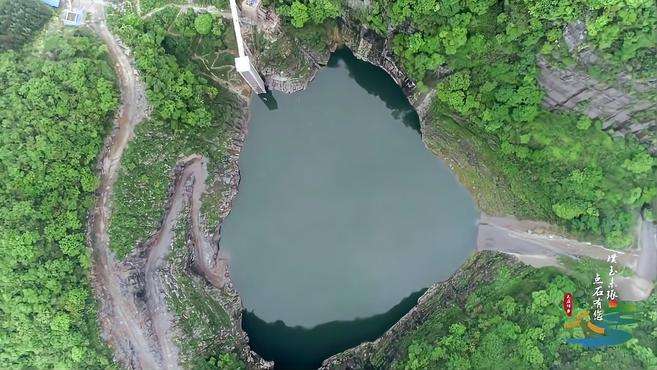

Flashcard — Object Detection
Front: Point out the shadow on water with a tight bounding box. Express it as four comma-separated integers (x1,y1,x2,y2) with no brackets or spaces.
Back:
243,289,425,370
327,48,420,133
258,90,279,111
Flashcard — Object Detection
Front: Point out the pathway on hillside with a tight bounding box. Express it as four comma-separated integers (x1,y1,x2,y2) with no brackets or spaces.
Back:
83,0,160,367
84,1,253,368
83,0,180,368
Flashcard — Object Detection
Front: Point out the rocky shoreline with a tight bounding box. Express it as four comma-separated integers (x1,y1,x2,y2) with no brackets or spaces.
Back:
318,251,519,369
209,7,656,369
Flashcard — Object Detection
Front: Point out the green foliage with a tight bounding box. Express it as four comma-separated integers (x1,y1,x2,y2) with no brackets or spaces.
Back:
307,0,340,24
289,1,310,28
194,13,214,35
277,0,341,28
0,0,52,51
374,254,657,370
108,8,239,258
199,353,245,369
0,31,117,368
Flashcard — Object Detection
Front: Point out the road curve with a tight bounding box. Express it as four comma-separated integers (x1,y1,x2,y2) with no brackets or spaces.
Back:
85,1,161,368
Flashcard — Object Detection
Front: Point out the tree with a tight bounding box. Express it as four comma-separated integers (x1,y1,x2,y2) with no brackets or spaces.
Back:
289,1,310,28
194,13,213,35
0,0,52,51
622,153,654,174
308,0,340,24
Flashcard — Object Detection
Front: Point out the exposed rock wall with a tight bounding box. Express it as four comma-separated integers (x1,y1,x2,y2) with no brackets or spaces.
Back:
319,252,519,369
338,19,415,94
539,58,657,153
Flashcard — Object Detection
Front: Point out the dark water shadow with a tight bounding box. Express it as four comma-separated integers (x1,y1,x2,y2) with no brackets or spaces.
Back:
327,48,420,133
242,289,425,370
258,90,279,111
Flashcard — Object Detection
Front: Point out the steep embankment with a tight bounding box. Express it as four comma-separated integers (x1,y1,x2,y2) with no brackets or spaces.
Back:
319,251,657,369
86,2,271,368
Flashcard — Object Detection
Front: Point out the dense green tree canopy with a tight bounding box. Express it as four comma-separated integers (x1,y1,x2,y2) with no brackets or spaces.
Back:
352,0,656,247
0,31,117,367
0,0,52,51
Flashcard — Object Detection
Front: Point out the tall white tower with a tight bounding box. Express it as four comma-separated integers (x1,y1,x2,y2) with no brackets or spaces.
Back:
229,0,266,94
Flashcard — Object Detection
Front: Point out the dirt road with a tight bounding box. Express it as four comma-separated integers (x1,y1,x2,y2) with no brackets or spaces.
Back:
477,214,655,300
85,0,183,368
84,0,162,367
84,1,246,367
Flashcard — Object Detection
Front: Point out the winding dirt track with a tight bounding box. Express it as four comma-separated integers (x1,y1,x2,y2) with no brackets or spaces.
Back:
87,4,161,368
85,2,181,368
85,1,238,367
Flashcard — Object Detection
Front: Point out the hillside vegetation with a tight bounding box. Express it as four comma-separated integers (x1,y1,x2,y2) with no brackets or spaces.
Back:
0,30,117,367
107,5,241,258
272,0,657,248
0,0,52,51
324,252,657,369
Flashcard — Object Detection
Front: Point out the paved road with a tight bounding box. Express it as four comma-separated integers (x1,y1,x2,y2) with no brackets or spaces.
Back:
477,214,654,300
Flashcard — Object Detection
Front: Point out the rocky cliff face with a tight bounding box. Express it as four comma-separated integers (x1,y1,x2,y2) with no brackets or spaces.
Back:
249,9,430,112
318,251,519,369
269,12,657,154
540,22,657,153
539,59,657,153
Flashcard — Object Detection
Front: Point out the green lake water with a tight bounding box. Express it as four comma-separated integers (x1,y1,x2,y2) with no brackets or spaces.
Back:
219,49,478,368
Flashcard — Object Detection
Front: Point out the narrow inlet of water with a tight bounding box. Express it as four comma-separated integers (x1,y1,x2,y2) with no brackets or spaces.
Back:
219,49,478,369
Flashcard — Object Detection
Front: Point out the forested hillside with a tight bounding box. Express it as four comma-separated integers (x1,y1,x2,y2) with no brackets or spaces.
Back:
0,31,118,367
323,252,657,369
273,0,657,248
0,0,52,51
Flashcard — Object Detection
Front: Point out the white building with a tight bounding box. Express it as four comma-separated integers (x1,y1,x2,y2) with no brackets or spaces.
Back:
61,8,84,26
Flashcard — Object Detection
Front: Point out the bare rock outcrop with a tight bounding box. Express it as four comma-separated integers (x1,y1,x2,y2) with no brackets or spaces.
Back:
539,58,657,153
539,22,656,152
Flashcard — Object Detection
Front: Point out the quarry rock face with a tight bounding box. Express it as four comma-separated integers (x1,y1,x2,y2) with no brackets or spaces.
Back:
538,58,657,153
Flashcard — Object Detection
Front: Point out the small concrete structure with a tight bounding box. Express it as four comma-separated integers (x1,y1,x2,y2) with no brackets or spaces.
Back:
229,0,266,94
241,0,265,21
61,8,84,26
